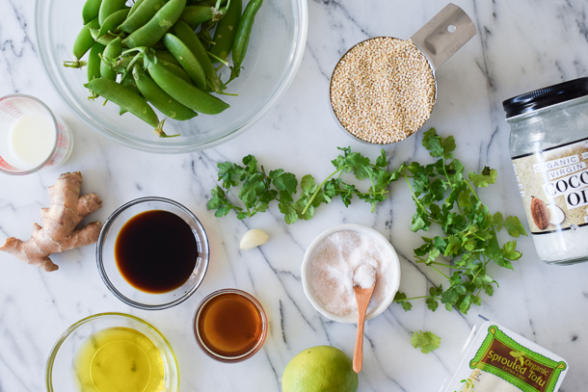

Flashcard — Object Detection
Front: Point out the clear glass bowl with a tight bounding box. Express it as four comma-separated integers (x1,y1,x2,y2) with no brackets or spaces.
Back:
35,0,308,153
193,289,268,363
46,312,179,392
97,197,209,310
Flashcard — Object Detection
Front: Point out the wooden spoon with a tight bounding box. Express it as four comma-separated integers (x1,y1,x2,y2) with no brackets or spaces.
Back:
352,269,376,374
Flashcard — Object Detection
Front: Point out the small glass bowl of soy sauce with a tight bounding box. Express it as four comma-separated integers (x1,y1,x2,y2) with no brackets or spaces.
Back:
97,197,210,310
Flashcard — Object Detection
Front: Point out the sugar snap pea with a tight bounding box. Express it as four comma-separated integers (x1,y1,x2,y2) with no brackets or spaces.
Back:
87,43,105,82
156,50,180,65
68,0,258,127
97,8,129,37
154,52,192,82
84,78,179,137
133,65,197,120
128,0,145,15
110,55,139,75
89,26,117,45
210,0,241,61
231,0,262,78
85,78,163,133
193,0,227,6
98,0,127,25
85,77,160,127
197,27,213,50
85,78,164,131
163,33,207,90
73,20,97,60
121,76,140,93
195,0,231,22
180,5,215,29
172,21,221,91
119,0,166,33
100,37,122,80
123,0,186,48
118,77,141,114
145,55,229,114
83,0,102,24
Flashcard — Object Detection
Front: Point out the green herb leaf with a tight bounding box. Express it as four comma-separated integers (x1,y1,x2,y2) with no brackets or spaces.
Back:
504,215,527,237
217,162,244,188
502,240,522,261
422,128,455,158
206,129,526,316
269,169,298,194
411,330,441,354
393,292,413,311
468,166,497,187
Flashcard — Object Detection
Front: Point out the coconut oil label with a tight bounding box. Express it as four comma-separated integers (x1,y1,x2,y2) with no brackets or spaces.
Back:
468,325,567,392
512,137,588,234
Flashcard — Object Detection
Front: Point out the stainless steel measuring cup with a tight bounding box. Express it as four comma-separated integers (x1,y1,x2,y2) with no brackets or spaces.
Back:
329,3,476,145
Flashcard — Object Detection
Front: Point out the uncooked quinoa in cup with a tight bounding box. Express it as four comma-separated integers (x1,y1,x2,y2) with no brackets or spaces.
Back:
330,37,436,144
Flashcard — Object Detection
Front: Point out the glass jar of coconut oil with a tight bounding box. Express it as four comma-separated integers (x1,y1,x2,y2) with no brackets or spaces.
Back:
503,77,588,265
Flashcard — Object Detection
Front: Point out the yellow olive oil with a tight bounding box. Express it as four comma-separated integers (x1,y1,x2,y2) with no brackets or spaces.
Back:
74,327,165,392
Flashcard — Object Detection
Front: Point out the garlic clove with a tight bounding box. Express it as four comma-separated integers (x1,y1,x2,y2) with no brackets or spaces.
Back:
240,229,269,250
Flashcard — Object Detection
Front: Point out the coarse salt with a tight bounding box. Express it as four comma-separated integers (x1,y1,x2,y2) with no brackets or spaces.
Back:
306,230,395,318
353,264,376,289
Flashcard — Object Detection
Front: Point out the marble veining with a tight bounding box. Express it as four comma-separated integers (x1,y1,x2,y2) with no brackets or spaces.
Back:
1,0,588,391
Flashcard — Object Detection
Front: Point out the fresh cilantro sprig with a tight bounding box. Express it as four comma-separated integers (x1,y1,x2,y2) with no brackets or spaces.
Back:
207,147,393,224
411,330,441,354
207,128,527,314
392,129,526,314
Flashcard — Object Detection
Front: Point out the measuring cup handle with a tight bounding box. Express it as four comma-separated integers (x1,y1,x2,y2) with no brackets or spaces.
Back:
410,3,476,70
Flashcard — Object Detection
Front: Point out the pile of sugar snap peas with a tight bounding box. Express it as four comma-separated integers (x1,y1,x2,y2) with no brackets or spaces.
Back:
65,0,263,137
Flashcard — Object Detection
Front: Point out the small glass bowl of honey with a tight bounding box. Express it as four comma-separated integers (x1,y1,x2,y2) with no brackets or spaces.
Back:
194,289,269,362
97,197,210,310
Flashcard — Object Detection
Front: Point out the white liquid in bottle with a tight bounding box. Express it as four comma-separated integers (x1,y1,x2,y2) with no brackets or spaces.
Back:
8,114,56,169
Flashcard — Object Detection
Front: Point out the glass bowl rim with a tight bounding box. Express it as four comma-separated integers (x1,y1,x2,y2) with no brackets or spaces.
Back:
34,0,309,153
96,196,210,310
0,94,59,175
45,311,180,392
193,288,269,363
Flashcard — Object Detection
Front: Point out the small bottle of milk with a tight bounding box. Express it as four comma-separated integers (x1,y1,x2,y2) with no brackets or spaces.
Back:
0,95,72,175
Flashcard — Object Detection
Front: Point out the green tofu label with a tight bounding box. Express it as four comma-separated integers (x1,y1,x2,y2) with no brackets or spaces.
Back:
469,325,567,392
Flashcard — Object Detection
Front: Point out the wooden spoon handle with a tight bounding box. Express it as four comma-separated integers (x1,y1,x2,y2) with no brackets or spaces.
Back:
353,309,366,373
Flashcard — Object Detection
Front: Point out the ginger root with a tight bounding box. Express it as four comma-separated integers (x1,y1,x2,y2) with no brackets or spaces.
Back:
0,172,102,271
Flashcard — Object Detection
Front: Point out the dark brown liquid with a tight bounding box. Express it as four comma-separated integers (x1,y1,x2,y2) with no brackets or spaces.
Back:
197,293,264,357
115,210,197,293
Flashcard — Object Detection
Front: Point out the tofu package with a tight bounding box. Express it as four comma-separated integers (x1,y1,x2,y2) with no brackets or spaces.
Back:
441,320,568,392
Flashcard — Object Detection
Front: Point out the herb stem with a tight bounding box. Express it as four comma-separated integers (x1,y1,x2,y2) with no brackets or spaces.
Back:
400,295,428,301
429,264,450,280
301,169,339,216
403,175,428,216
428,261,451,268
465,180,481,202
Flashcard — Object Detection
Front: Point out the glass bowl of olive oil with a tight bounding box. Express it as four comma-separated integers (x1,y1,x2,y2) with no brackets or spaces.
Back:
46,312,179,392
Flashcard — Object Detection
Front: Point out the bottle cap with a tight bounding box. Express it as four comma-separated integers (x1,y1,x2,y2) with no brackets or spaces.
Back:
503,77,588,118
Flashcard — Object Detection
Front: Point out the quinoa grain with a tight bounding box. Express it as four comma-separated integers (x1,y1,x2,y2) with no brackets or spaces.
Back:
330,37,436,144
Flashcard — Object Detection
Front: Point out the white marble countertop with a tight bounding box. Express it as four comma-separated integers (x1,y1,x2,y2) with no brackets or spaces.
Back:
1,0,588,391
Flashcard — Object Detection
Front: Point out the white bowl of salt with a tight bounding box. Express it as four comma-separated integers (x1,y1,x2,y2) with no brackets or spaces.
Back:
301,224,401,323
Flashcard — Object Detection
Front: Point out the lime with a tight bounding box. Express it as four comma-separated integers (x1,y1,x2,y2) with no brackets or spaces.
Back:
282,345,358,392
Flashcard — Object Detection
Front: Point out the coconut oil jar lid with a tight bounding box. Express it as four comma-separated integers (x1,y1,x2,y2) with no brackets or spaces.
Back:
503,77,588,118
